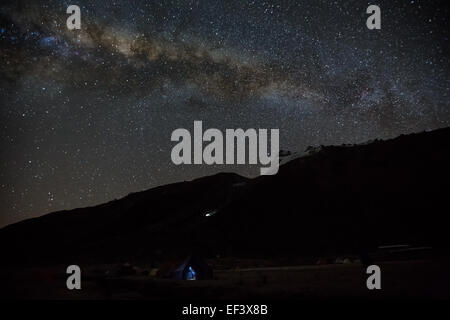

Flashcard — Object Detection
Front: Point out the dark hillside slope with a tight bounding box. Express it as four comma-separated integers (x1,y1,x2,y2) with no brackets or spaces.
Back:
1,127,449,265
198,127,450,257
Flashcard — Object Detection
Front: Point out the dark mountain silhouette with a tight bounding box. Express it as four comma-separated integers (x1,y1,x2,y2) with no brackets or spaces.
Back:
1,127,449,266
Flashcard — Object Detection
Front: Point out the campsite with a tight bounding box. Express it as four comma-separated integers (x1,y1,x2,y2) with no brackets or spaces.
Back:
2,250,449,299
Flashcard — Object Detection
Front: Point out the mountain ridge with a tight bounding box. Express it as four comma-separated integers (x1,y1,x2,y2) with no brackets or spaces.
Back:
1,126,449,265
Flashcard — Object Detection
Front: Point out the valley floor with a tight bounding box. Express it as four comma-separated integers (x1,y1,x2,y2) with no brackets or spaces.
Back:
1,258,449,300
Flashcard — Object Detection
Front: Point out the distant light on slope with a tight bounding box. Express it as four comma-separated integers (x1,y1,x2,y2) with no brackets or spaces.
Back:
204,209,218,217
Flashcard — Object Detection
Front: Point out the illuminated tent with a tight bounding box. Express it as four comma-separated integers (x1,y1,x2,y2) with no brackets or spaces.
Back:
172,255,213,280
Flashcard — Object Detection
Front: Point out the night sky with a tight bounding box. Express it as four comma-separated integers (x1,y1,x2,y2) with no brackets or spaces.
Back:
0,0,449,227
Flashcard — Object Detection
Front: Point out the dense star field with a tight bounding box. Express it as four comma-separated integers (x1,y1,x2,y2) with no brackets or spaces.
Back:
0,0,449,227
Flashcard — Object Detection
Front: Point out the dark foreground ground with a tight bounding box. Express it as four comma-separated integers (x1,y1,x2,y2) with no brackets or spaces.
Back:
1,258,449,300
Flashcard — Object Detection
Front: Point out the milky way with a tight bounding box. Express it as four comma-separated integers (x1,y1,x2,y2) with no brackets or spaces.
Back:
0,0,449,227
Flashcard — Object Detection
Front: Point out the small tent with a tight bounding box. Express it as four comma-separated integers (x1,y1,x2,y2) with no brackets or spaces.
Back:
172,255,213,280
